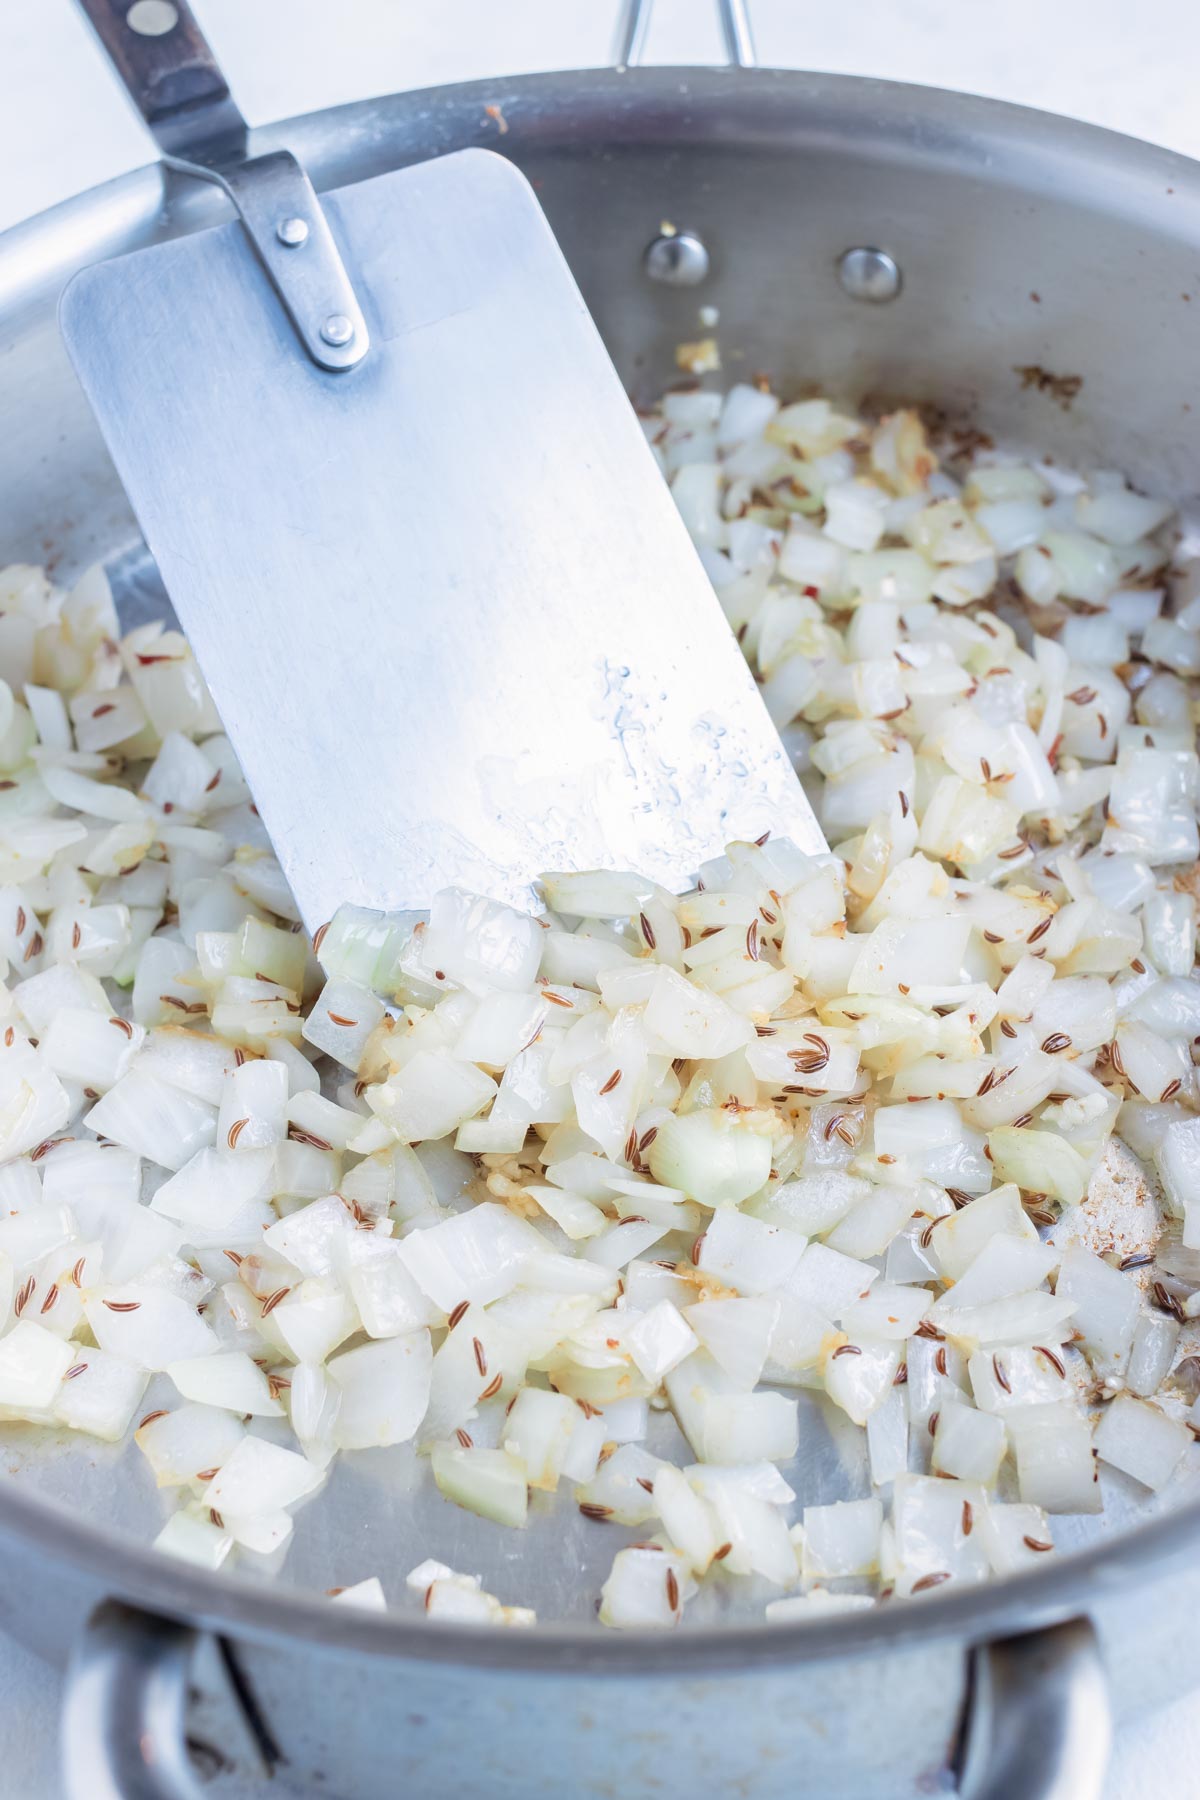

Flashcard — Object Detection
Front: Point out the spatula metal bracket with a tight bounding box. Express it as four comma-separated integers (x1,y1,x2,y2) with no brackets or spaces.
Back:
76,0,368,372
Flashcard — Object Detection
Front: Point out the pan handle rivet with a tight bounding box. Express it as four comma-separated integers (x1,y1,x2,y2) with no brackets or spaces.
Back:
320,313,355,347
643,229,710,287
838,247,902,303
276,216,310,248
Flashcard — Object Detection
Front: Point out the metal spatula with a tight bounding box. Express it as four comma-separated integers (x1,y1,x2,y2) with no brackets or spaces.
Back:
63,0,822,931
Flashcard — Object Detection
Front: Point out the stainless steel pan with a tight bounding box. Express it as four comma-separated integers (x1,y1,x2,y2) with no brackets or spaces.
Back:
1,2,1198,1794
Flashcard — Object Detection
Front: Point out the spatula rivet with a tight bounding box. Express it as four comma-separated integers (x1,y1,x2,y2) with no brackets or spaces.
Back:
276,216,310,248
320,314,355,347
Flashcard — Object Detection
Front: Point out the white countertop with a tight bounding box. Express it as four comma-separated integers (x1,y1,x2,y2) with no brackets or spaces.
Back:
1,1,1198,1794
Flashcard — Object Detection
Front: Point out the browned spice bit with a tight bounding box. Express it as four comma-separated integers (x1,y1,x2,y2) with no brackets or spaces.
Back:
260,1287,291,1316
1023,1536,1054,1553
1012,1112,1034,1130
899,790,910,818
912,1571,951,1593
311,921,330,956
13,1277,34,1317
63,1363,88,1381
636,1476,656,1494
195,1468,219,1483
962,1500,974,1536
288,1126,333,1150
638,1126,658,1153
691,1232,707,1265
928,1412,940,1436
138,1410,169,1429
455,1428,474,1449
447,1299,470,1329
1027,916,1052,944
919,1218,940,1249
108,1015,134,1040
1160,1078,1182,1102
745,919,760,962
1129,957,1146,974
598,1068,622,1096
223,1248,244,1268
161,994,207,1015
31,1136,69,1162
226,1117,249,1149
639,911,656,950
1152,1282,1185,1323
2,1027,10,1049
832,1343,862,1359
103,1298,141,1313
915,1320,945,1341
543,989,574,1008
327,1013,357,1028
1119,1252,1153,1271
934,1347,948,1377
472,1336,488,1377
666,1568,680,1611
894,1363,908,1386
579,1503,613,1521
267,1373,292,1400
576,1398,601,1419
1066,686,1098,705
24,933,43,962
209,1509,224,1529
713,1541,733,1561
1036,1345,1066,1378
70,1256,86,1287
946,1188,972,1210
1040,1032,1072,1055
39,1283,58,1314
976,1067,997,1097
70,921,82,950
992,1354,1012,1394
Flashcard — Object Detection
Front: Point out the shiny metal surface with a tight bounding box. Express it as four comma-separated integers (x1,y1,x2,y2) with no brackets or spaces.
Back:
642,225,712,285
1,52,1199,1800
960,1617,1112,1800
837,244,904,303
192,152,368,372
62,1601,201,1800
64,142,820,924
617,0,757,69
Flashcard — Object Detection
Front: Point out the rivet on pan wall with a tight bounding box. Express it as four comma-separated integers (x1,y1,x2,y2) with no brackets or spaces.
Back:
643,228,710,287
837,247,903,303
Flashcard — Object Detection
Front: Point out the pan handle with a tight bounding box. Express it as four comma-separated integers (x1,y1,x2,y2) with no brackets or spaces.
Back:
957,1616,1112,1800
61,1600,202,1800
615,0,757,69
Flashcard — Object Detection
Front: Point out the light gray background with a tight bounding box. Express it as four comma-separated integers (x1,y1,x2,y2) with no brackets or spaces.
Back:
0,1,1197,1792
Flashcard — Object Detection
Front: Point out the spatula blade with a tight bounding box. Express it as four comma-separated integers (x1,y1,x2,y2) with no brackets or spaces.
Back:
61,148,822,928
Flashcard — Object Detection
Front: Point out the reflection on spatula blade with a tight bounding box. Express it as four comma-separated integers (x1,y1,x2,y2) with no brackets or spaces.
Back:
61,149,822,929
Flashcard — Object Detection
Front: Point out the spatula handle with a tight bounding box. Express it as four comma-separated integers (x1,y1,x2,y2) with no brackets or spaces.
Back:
76,0,247,159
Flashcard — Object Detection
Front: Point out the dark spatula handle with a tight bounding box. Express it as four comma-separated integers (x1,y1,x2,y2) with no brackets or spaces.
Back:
76,0,246,158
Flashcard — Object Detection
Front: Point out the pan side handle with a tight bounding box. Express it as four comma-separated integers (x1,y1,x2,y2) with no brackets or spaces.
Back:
61,1600,202,1800
615,0,757,69
957,1615,1112,1800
